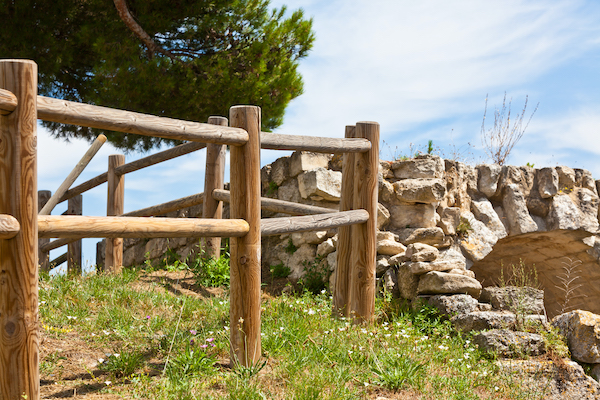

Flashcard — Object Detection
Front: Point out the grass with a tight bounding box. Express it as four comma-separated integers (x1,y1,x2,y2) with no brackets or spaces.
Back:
38,264,560,399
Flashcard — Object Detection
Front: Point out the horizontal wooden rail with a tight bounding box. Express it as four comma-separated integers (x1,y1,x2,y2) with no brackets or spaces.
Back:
0,88,17,115
261,209,369,236
59,172,108,203
115,141,207,176
37,96,249,146
49,252,67,268
0,214,20,239
39,237,71,253
38,215,249,238
260,132,371,153
212,189,335,216
123,192,205,217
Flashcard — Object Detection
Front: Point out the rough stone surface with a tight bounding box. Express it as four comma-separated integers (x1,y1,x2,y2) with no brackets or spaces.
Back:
417,271,482,298
376,255,390,277
547,194,581,231
271,156,291,186
477,164,502,197
377,203,391,230
471,198,507,239
377,239,406,256
576,168,598,194
291,230,328,247
575,188,600,232
400,227,446,246
591,364,600,383
436,246,467,269
447,268,475,278
406,243,439,262
556,166,577,190
393,178,446,204
316,238,335,257
552,310,600,363
437,206,460,235
537,167,559,199
408,260,458,275
389,203,437,229
277,178,301,203
428,294,479,318
397,263,419,300
290,151,330,177
287,244,317,280
383,267,398,295
391,154,445,179
326,251,337,272
473,329,546,357
480,286,545,315
298,168,342,201
503,184,538,235
459,211,498,262
451,311,516,332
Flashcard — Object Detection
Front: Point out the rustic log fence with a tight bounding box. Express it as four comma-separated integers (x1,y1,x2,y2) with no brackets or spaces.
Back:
0,59,378,399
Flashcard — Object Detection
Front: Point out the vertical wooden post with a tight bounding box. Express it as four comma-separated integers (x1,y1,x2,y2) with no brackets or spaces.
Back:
67,194,82,275
105,154,125,273
334,125,356,317
201,116,227,259
0,59,39,400
229,106,261,367
349,121,379,323
38,190,51,272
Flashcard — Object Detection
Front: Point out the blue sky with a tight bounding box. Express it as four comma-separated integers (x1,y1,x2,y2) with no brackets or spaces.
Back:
38,0,600,268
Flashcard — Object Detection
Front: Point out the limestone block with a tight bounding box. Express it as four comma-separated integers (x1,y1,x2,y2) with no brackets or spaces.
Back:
298,168,342,201
397,263,419,300
391,154,444,179
379,160,394,179
473,329,545,357
377,203,390,230
390,203,437,229
290,151,331,177
383,268,399,295
377,230,396,241
576,169,598,194
471,198,507,239
271,156,291,186
389,252,407,266
459,211,498,262
399,227,446,246
575,188,600,232
278,178,301,203
556,166,576,191
417,271,482,298
326,251,337,272
493,205,511,233
379,179,395,203
552,310,600,363
287,244,317,280
547,194,581,231
437,206,460,235
406,243,439,262
291,230,328,247
527,197,551,217
451,311,516,332
537,167,559,199
502,184,538,235
447,269,475,278
408,260,457,275
317,238,336,257
428,294,479,318
437,246,467,270
498,166,531,197
377,239,406,256
261,164,271,193
376,255,390,277
393,178,446,204
477,164,502,198
480,286,545,315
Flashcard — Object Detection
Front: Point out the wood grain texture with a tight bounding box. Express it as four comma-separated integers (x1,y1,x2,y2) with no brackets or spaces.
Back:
38,216,249,238
37,96,249,146
261,209,368,236
229,105,261,367
49,252,67,268
39,134,106,215
67,195,82,275
212,189,336,216
0,59,39,400
260,132,371,153
349,122,379,324
0,87,17,115
334,126,356,317
0,214,20,239
38,190,51,271
201,116,227,259
59,172,108,203
105,154,125,273
39,237,71,253
122,192,205,217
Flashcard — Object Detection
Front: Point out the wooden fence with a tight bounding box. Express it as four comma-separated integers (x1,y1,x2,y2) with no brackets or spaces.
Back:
0,59,378,400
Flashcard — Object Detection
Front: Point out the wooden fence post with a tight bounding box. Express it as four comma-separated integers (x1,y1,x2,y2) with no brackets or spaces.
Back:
67,194,82,275
229,106,261,367
201,116,227,259
349,122,379,323
105,154,125,273
0,59,39,400
38,190,51,272
334,125,356,317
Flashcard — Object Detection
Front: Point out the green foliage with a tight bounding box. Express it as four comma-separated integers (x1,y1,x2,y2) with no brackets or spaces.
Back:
284,238,298,255
456,217,472,236
370,353,427,391
526,162,535,168
427,139,434,154
99,349,145,378
166,345,216,380
299,255,329,294
0,0,315,151
192,253,230,287
270,262,291,279
265,181,279,196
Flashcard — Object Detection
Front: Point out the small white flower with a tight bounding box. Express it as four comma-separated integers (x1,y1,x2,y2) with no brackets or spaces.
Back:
279,326,285,331
464,353,470,359
98,358,104,364
307,309,316,315
494,386,499,391
385,334,391,338
113,353,120,358
364,382,369,386
105,381,112,386
224,326,230,331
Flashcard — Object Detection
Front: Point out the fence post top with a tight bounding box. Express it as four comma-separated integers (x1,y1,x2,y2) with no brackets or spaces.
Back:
356,121,379,126
230,105,261,111
0,59,37,66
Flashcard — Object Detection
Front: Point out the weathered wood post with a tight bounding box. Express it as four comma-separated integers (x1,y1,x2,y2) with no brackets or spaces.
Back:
229,106,261,367
334,125,356,317
105,154,125,272
0,59,39,400
201,116,227,259
38,190,51,272
349,121,379,323
67,194,83,275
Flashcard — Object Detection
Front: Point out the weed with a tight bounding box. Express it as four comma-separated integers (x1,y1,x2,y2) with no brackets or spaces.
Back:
456,217,472,236
270,262,291,279
284,239,297,255
160,247,180,269
299,255,329,294
370,352,427,390
265,181,279,196
165,345,216,380
427,139,434,154
526,162,535,168
99,349,145,378
192,253,230,287
556,257,585,315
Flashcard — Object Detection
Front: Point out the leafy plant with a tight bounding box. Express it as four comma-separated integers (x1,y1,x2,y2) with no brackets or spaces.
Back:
270,262,291,279
427,139,434,154
556,257,584,315
284,239,298,255
99,349,145,378
192,253,231,287
165,345,216,381
456,217,472,236
266,181,279,196
299,255,329,294
370,353,427,390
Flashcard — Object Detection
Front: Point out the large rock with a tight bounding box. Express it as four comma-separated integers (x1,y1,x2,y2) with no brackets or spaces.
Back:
393,179,446,204
576,168,598,195
376,255,390,276
397,263,419,300
556,166,577,191
480,286,545,315
377,231,406,256
502,184,538,235
297,168,342,201
277,178,301,203
574,188,600,232
383,268,399,295
405,243,439,262
391,154,445,179
428,294,479,318
547,194,581,231
408,260,457,275
436,245,467,270
400,227,446,246
271,156,291,186
291,230,328,247
552,310,600,364
377,203,391,229
473,329,546,357
437,206,460,235
417,271,482,298
316,238,336,257
287,244,317,280
471,198,507,239
477,164,502,198
290,151,330,177
389,203,437,229
458,211,498,262
451,311,516,332
537,167,559,199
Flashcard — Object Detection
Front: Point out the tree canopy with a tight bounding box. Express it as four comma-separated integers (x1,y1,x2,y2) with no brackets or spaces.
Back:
0,0,314,151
